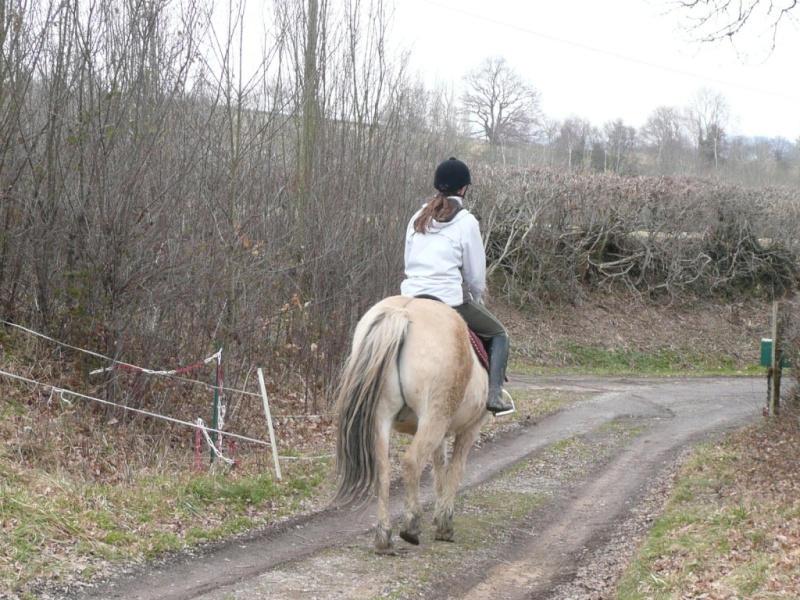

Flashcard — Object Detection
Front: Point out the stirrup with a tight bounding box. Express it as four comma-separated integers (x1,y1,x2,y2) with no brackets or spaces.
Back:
490,389,516,417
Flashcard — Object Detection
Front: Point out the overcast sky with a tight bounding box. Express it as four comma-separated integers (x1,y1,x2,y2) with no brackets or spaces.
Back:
390,0,800,141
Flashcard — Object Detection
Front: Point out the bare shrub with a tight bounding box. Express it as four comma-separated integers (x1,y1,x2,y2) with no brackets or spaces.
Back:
475,166,800,306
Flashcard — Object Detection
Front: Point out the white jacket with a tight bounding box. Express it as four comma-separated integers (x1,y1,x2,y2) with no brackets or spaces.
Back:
400,198,486,306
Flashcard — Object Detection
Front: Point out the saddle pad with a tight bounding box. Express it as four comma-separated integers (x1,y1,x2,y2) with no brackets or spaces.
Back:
468,330,490,372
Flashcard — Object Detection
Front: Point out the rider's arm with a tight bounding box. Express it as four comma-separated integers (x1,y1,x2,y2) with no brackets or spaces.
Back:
460,214,486,303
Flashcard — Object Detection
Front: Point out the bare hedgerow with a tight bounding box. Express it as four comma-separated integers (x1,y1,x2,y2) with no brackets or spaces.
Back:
473,166,800,306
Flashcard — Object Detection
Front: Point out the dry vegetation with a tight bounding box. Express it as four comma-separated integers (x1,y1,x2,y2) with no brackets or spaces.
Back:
1,0,798,431
1,0,800,597
476,170,800,306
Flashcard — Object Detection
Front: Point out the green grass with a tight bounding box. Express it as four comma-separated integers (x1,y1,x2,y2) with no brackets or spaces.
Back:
0,458,332,594
183,473,281,505
514,343,762,376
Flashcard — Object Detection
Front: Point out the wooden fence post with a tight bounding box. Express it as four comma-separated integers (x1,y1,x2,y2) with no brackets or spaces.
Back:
769,301,782,417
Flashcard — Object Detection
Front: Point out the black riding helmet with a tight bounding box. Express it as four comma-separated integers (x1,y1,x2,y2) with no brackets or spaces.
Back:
433,157,471,193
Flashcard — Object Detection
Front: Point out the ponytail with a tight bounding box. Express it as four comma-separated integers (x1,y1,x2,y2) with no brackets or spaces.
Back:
413,194,462,233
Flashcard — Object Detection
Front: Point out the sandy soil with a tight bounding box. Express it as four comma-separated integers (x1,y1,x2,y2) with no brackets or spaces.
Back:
73,374,765,600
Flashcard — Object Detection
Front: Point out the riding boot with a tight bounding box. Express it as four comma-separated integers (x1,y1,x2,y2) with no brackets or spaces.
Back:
486,334,513,413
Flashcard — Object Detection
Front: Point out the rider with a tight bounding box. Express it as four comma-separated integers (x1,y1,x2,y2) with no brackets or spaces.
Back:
400,157,513,414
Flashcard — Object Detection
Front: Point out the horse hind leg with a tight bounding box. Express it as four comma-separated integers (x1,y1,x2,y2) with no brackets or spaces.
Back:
398,420,448,546
432,440,448,501
433,509,455,542
434,426,480,542
375,523,394,555
373,420,395,554
397,443,424,546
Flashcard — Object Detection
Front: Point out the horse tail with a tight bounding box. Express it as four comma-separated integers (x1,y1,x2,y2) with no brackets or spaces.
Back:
332,303,408,508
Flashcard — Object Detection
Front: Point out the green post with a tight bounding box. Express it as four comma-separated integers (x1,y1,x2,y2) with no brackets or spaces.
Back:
211,341,222,461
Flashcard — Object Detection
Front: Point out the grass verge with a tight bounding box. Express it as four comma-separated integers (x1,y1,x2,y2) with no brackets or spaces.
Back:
513,345,762,376
615,412,800,599
0,449,332,597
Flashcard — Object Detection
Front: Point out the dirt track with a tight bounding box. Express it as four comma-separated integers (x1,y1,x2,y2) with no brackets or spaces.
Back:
78,375,764,600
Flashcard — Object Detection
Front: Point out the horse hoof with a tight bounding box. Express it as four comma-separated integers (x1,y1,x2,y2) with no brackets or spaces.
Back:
374,545,397,555
399,530,420,545
435,531,454,542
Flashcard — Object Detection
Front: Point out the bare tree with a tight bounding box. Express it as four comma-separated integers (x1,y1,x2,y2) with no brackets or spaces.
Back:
640,106,692,175
769,136,796,170
708,134,800,185
555,117,594,170
298,0,323,203
537,117,561,167
686,87,731,169
599,119,637,173
462,56,542,148
669,0,799,49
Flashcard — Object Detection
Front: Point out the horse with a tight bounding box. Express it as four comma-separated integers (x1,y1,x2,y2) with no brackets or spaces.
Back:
332,295,490,554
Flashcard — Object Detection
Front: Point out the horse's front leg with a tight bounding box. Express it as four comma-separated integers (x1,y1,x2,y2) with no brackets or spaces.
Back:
434,426,479,542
